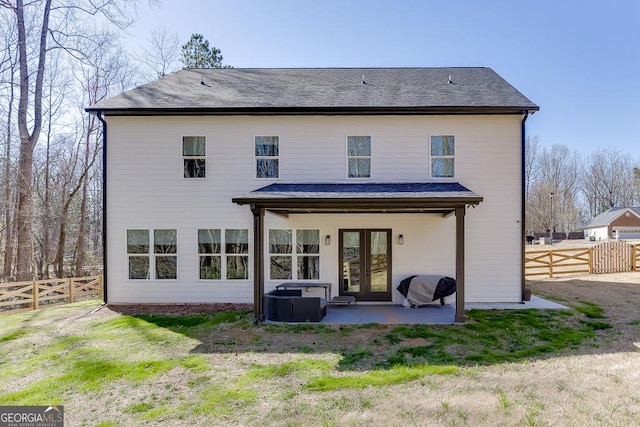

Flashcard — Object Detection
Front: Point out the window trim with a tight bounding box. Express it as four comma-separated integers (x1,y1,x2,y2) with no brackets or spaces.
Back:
182,136,207,179
224,228,250,281
268,229,293,280
268,228,321,281
346,135,372,179
126,229,178,281
254,135,280,180
429,134,455,179
197,228,222,281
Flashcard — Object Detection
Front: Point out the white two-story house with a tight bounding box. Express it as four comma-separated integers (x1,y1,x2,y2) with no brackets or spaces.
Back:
87,67,538,323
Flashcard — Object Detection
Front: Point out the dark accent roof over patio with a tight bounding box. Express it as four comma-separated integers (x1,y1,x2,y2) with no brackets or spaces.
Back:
232,182,483,214
87,67,538,116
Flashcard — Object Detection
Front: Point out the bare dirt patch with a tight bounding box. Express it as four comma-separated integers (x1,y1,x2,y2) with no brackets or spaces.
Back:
107,303,252,316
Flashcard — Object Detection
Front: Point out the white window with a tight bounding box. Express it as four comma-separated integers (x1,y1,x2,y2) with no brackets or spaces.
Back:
430,135,455,178
198,229,221,279
127,229,177,280
127,230,150,280
183,136,206,178
296,229,320,280
225,229,249,280
269,229,292,280
269,229,320,280
347,136,371,178
255,136,279,178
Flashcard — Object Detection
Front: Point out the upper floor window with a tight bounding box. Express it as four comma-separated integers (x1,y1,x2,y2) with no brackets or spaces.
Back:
183,136,206,178
347,136,371,178
255,136,279,179
127,229,177,280
430,135,454,178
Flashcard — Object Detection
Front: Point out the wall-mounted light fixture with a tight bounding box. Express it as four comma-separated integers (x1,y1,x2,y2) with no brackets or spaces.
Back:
325,235,331,245
398,234,404,245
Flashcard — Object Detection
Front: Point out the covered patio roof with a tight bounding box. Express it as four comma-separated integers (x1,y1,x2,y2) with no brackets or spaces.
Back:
232,182,484,324
232,182,483,214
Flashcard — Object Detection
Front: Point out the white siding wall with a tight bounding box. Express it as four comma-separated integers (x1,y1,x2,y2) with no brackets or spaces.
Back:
106,115,522,303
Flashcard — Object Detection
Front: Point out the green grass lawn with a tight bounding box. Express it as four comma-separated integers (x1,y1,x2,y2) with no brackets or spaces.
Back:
0,300,616,426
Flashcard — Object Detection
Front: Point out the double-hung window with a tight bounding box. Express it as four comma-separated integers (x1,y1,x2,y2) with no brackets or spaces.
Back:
225,229,249,279
296,230,320,280
127,229,177,280
347,136,371,178
269,229,292,280
127,230,150,279
255,136,279,179
198,229,221,279
269,229,320,280
198,229,249,280
183,136,206,178
430,135,455,178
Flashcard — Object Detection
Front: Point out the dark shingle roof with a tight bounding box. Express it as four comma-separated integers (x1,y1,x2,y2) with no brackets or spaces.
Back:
251,182,477,196
88,67,538,115
233,182,483,205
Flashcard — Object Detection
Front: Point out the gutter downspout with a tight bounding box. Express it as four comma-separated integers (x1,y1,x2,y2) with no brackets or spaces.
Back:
521,110,529,302
97,111,108,305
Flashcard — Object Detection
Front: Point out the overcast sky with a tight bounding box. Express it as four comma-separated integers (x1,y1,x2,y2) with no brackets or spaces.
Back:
126,0,640,159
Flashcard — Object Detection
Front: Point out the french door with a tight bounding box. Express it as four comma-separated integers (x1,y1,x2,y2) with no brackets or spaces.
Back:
339,229,392,301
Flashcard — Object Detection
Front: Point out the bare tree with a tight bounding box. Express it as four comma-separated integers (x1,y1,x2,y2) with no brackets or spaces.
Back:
526,144,581,234
1,0,145,280
0,9,19,278
582,148,640,217
73,38,137,276
137,27,180,79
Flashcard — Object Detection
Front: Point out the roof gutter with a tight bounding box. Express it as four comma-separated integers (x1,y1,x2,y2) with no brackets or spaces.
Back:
97,111,108,306
87,106,539,117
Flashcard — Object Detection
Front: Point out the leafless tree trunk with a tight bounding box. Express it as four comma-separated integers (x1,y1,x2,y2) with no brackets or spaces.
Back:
13,0,51,280
52,137,99,278
74,118,93,276
1,24,17,279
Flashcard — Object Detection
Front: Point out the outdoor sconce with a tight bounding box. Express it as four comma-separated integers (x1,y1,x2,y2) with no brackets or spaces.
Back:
325,235,331,245
398,234,404,245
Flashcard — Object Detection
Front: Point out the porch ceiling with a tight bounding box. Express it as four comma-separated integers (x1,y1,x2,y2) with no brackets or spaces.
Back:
232,182,483,214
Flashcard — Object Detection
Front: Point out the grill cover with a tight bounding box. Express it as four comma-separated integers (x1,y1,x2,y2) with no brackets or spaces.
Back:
397,275,456,306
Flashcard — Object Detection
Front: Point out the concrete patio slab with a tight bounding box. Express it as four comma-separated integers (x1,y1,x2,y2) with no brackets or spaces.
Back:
266,296,569,325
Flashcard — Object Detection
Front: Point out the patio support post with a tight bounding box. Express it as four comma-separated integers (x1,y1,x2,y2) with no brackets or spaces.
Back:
251,205,265,323
455,206,466,323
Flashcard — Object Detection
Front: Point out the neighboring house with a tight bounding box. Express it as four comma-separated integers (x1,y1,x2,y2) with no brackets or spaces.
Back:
86,67,539,323
580,207,640,241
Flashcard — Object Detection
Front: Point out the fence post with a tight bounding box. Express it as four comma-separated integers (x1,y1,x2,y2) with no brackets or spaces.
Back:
98,275,103,301
32,281,38,310
69,278,74,303
548,250,553,278
588,247,593,274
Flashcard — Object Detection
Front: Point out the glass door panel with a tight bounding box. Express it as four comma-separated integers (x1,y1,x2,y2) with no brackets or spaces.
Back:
341,231,362,293
369,231,389,294
339,229,391,301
